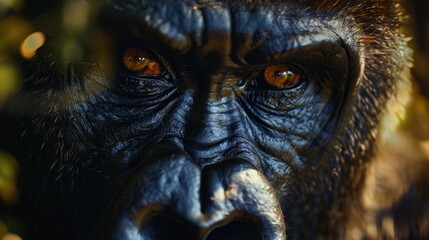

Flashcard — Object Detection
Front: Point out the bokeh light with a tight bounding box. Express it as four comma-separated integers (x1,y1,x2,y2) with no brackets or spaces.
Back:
0,0,22,15
0,150,19,205
0,63,19,108
63,0,90,33
19,31,45,60
1,233,22,240
0,17,31,56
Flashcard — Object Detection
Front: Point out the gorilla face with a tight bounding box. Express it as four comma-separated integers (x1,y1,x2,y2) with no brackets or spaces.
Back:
0,0,410,239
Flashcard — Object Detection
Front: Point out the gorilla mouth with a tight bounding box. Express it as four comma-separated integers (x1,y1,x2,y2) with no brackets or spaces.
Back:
138,213,264,240
103,149,286,240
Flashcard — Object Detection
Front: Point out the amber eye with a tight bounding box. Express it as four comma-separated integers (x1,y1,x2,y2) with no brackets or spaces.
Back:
122,48,162,76
263,64,302,89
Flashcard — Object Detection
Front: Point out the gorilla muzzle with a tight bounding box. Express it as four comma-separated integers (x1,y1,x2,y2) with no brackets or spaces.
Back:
103,149,286,240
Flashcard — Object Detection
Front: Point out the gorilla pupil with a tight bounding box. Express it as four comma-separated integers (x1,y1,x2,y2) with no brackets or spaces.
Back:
133,56,145,61
274,71,284,76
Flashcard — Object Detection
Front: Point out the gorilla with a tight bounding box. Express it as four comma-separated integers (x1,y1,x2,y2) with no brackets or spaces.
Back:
0,0,413,239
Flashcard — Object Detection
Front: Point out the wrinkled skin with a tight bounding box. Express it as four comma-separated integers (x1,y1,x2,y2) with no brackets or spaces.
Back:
0,0,411,239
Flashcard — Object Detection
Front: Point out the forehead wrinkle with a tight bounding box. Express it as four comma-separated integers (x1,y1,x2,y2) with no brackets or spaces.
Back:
103,0,348,69
104,0,206,54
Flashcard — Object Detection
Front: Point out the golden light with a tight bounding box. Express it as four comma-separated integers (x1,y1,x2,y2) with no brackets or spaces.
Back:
0,63,19,108
1,233,22,240
0,0,23,14
0,150,19,205
63,0,90,32
19,31,45,60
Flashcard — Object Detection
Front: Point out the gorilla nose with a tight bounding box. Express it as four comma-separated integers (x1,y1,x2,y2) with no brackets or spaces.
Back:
104,149,286,240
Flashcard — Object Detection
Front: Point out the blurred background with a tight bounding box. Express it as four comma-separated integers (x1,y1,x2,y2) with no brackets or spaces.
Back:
401,0,429,140
0,0,428,239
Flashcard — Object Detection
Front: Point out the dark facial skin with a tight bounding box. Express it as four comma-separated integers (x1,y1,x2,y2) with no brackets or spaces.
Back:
0,0,410,239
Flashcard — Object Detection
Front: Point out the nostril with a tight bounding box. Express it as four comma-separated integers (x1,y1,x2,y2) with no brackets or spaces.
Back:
106,156,285,239
140,213,264,240
139,214,193,240
206,217,263,240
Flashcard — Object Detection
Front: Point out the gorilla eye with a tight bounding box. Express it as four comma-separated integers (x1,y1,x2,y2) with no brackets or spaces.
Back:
263,64,302,89
122,48,162,76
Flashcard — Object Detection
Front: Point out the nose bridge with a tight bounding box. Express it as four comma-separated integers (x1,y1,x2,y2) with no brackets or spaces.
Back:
183,73,249,166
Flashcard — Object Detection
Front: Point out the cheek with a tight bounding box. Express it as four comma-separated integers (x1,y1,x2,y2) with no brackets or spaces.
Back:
241,81,336,173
